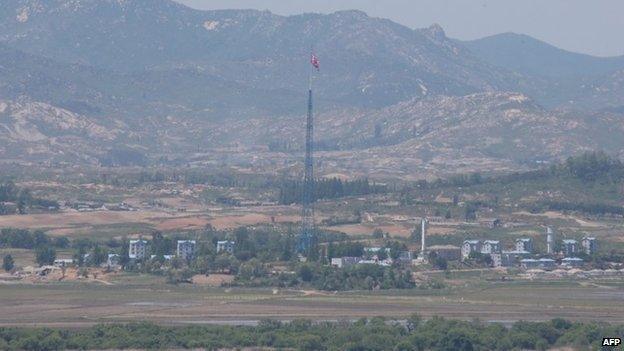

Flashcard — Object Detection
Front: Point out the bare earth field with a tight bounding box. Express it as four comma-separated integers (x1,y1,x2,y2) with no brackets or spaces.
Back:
1,279,623,327
0,207,301,238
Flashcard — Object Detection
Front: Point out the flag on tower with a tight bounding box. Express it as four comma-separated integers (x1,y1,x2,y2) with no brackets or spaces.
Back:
310,53,320,70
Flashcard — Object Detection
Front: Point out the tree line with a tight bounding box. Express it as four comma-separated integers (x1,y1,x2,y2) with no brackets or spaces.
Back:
279,178,387,205
0,182,59,214
0,317,620,350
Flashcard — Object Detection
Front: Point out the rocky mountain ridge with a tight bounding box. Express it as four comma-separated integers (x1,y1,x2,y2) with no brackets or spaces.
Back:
1,0,623,176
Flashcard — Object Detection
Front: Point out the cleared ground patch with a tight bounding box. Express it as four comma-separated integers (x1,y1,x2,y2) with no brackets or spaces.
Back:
1,279,623,327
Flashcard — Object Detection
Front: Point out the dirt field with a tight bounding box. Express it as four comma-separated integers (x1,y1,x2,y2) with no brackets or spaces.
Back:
0,210,175,234
1,279,623,327
325,223,413,237
325,222,457,237
191,274,235,287
0,207,300,237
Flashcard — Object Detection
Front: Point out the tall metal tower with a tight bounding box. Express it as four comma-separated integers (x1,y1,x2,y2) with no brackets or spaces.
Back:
298,54,319,254
298,85,316,253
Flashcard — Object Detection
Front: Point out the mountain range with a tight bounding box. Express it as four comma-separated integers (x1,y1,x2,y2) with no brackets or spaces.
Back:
1,0,623,176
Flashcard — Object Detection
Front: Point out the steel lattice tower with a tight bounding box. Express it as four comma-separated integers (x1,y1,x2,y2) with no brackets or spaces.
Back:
298,86,315,254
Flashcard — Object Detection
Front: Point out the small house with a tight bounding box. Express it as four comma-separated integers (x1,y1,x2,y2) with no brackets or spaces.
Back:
561,257,584,268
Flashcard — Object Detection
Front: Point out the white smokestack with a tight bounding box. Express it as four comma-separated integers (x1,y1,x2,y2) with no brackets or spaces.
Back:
421,218,428,254
546,227,554,254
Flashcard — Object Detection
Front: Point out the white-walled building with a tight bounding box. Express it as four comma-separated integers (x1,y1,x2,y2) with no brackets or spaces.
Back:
107,254,120,266
129,239,148,259
515,238,533,253
581,237,597,255
481,240,501,254
461,240,481,260
330,257,360,268
562,257,584,268
177,240,196,260
562,239,578,256
217,240,235,254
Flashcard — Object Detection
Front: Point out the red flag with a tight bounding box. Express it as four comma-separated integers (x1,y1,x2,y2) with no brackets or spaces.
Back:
310,53,320,70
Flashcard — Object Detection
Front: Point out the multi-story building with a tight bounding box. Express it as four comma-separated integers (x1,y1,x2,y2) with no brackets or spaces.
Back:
490,253,502,267
581,237,597,255
562,239,578,256
216,240,235,254
129,239,148,259
515,238,533,253
461,240,481,260
481,240,501,254
177,240,196,260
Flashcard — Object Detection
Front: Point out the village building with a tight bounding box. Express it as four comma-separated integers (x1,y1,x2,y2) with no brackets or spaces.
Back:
129,239,148,259
561,257,584,268
358,259,391,267
107,254,120,267
581,237,597,255
501,250,531,267
461,240,481,260
53,258,74,267
481,240,501,254
176,240,196,260
521,258,556,270
363,247,391,260
216,240,235,254
562,239,578,256
515,238,533,253
397,251,414,264
490,253,502,267
330,257,360,268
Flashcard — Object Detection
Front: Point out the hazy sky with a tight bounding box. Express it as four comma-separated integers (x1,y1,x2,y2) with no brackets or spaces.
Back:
175,0,623,57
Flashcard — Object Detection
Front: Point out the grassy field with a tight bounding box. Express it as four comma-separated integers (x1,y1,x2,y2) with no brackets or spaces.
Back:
1,277,623,327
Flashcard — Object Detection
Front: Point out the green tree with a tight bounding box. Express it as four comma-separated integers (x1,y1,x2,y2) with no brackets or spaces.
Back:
298,264,314,282
2,254,14,272
91,245,108,266
74,246,86,267
35,246,56,266
372,228,385,239
410,225,422,242
465,203,478,221
119,237,130,269
406,313,422,332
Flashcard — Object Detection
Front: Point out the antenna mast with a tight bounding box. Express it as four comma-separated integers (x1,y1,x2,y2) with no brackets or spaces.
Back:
298,53,319,254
